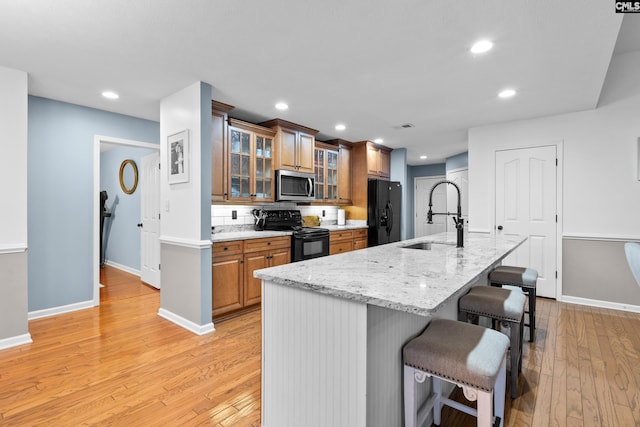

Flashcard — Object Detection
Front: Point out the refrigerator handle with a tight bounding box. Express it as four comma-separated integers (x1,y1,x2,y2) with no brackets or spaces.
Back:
386,201,393,235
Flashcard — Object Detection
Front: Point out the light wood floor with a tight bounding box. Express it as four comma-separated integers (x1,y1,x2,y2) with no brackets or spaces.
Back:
2,267,640,426
0,266,261,426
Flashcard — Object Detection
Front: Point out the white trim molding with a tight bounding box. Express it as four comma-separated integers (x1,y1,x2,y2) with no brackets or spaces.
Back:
560,295,640,314
159,236,212,249
104,260,141,277
563,233,640,242
157,308,215,335
28,299,95,320
0,333,32,350
0,244,27,254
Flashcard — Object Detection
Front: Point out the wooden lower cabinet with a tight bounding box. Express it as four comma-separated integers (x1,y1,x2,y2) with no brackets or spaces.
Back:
329,228,368,255
212,254,244,317
213,236,290,320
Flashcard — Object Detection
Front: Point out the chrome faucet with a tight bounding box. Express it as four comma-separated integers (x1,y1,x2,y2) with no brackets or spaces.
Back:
426,180,464,248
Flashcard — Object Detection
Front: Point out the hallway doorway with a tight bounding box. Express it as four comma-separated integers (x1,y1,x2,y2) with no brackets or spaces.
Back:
92,135,159,306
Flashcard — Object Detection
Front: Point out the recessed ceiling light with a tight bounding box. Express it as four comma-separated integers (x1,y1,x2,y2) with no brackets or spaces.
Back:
102,91,119,99
470,40,493,54
335,124,346,131
420,155,428,160
374,138,383,144
275,102,288,110
498,89,517,98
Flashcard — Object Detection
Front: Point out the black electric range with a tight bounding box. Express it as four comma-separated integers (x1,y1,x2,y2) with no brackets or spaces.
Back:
254,209,330,262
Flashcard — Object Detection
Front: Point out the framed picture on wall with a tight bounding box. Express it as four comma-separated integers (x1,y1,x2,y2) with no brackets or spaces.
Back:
168,129,189,184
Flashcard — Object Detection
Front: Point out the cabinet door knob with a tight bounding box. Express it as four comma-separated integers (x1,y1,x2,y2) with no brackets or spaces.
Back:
137,223,143,228
497,225,503,230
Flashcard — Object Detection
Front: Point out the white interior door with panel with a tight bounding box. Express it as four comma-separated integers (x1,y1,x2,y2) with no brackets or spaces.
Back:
414,176,447,238
141,152,161,288
445,168,468,233
495,146,557,298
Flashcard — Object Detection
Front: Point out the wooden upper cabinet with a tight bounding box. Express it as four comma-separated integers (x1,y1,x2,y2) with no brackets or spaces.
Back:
314,142,339,202
260,119,318,174
227,118,276,203
338,143,352,204
363,141,391,179
378,148,390,178
211,100,234,202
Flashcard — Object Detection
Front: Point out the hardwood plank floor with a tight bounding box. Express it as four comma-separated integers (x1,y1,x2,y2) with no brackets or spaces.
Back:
0,266,261,426
3,266,640,426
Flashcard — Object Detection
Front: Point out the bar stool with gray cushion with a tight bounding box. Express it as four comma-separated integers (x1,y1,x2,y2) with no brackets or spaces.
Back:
459,286,526,399
403,318,509,427
489,266,538,342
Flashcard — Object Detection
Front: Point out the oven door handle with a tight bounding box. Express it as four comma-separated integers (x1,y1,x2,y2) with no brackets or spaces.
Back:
300,234,328,240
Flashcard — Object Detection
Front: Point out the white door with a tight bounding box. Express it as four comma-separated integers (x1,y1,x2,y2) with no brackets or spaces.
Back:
414,176,447,238
445,168,468,233
495,146,557,298
141,152,161,288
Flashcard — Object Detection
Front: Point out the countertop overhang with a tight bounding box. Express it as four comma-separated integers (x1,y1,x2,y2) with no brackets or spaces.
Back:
254,232,526,316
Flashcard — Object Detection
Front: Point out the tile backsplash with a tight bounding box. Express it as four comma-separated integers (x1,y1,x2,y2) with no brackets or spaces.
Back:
211,204,340,232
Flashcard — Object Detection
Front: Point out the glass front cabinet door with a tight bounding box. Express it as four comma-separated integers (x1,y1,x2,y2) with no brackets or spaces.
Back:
314,143,339,202
228,119,276,203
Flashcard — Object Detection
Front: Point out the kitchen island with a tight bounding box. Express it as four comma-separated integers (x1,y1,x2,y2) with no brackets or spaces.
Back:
254,232,526,427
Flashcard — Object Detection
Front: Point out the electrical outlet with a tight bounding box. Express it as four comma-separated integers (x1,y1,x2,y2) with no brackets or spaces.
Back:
232,210,237,220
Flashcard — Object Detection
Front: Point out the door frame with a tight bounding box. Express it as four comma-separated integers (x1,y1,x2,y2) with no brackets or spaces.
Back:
492,141,564,300
92,135,159,306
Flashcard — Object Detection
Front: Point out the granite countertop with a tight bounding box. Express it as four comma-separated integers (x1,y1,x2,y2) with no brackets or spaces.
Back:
319,224,367,231
211,224,367,242
254,232,526,316
212,230,292,243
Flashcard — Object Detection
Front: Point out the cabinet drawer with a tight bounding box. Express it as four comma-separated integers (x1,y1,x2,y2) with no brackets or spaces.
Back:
353,228,367,238
244,236,291,253
330,241,352,255
353,238,368,251
330,230,353,242
212,240,244,256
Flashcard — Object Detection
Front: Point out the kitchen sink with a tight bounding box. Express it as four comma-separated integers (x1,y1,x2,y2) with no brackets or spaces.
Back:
401,241,455,250
402,242,434,250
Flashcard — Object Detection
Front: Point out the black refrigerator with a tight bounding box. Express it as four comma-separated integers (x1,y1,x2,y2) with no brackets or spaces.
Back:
368,179,402,246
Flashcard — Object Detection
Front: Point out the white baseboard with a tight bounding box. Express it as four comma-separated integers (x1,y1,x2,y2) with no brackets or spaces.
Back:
28,299,95,320
157,308,215,335
0,333,33,350
560,295,640,314
104,260,141,277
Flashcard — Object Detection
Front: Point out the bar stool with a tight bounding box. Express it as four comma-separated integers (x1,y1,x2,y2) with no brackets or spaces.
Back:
403,318,509,427
459,286,526,399
489,266,538,342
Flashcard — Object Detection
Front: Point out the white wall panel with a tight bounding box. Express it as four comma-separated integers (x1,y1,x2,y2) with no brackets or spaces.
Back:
262,281,367,427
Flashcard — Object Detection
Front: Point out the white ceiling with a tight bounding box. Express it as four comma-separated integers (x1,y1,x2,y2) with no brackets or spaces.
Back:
0,1,633,164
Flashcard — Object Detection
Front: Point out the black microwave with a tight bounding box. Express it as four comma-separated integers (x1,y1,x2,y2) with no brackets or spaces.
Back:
276,170,315,202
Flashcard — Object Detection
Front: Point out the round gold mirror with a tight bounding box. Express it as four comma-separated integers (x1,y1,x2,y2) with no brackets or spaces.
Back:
119,159,138,195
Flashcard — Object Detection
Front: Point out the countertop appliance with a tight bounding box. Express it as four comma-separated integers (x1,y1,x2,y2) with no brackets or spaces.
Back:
255,209,329,262
367,179,402,246
275,170,315,202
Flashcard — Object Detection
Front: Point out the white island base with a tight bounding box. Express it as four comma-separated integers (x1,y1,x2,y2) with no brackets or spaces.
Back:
261,275,486,427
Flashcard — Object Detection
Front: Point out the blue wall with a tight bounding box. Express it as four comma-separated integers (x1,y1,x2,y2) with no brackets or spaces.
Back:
390,148,408,240
100,146,158,271
28,96,159,311
446,152,468,172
